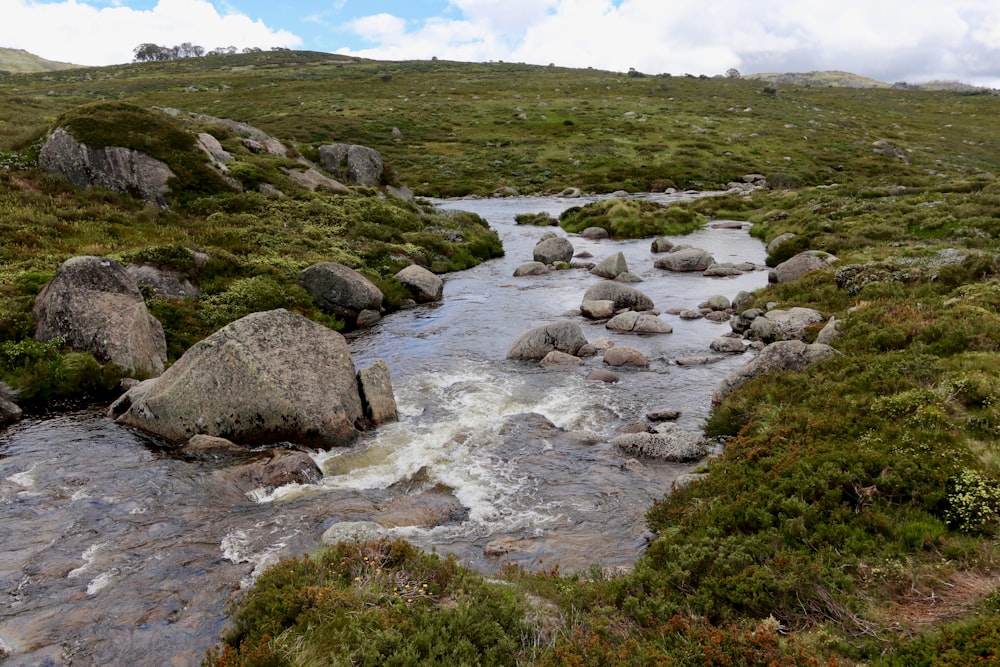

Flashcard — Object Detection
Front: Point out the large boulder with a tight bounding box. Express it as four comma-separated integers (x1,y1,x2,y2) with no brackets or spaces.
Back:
317,143,384,186
606,312,673,334
533,236,575,265
713,340,839,404
112,309,366,448
769,251,837,284
395,264,444,303
748,307,825,342
654,247,716,272
298,262,384,320
507,321,589,361
582,281,654,311
38,127,176,207
33,256,167,377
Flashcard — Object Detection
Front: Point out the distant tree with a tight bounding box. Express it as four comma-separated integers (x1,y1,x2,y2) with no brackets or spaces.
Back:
242,47,263,54
133,43,167,62
726,68,741,78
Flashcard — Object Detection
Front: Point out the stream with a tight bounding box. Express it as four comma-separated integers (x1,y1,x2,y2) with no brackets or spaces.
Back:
0,193,767,666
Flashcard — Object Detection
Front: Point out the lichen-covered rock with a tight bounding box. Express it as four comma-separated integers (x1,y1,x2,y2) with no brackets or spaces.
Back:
395,264,444,302
298,262,384,320
713,340,839,404
34,256,167,377
710,336,748,353
507,321,589,361
38,127,176,206
613,431,707,462
513,261,551,277
113,309,364,448
582,281,654,311
749,307,825,342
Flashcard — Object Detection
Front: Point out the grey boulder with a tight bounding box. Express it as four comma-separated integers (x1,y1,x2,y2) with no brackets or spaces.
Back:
507,321,589,361
582,281,654,311
606,312,673,334
395,264,444,302
590,252,629,279
298,262,384,320
655,247,715,272
33,256,167,377
769,251,837,284
112,309,366,448
317,143,385,186
533,236,575,264
613,431,707,462
713,340,839,404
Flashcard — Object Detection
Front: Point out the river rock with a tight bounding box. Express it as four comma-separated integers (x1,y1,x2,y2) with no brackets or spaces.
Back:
646,408,680,421
613,431,707,462
33,256,167,378
113,309,365,448
218,450,323,495
732,290,754,311
603,345,649,368
703,263,744,277
710,336,748,353
581,226,609,239
705,295,731,311
769,251,838,284
590,252,629,279
38,126,176,206
614,272,643,283
651,237,675,253
582,281,654,311
358,358,398,427
395,264,444,302
586,369,620,383
679,309,704,320
704,311,732,323
606,312,673,334
373,490,467,528
713,340,839,404
507,321,589,360
581,299,616,320
298,262,384,320
533,236,575,264
513,261,551,277
654,247,716,272
181,434,245,459
317,143,385,186
357,309,382,328
322,521,388,545
540,351,584,367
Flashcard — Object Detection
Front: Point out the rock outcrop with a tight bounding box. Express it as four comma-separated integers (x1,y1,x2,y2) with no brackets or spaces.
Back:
317,143,384,186
298,262,384,321
713,340,839,404
38,127,176,207
33,256,167,377
112,309,368,448
507,321,589,361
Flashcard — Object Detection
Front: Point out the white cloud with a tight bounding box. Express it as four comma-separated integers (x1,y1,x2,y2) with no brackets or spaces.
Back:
336,0,1000,87
0,0,301,66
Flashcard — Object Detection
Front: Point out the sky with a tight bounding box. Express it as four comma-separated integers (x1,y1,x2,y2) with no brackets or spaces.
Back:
3,0,1000,88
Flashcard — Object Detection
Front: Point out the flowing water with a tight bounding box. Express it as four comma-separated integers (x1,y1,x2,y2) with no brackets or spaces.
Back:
0,193,767,666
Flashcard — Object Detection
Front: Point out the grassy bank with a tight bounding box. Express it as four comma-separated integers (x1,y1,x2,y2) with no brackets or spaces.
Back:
1,52,998,664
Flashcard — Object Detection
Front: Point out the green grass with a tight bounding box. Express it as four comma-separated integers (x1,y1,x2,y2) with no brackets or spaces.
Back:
559,198,706,237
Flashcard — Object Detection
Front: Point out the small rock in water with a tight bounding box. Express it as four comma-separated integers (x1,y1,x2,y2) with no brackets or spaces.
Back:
646,408,681,421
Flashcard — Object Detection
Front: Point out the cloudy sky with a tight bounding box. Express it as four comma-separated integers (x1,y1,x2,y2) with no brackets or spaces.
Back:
3,0,1000,87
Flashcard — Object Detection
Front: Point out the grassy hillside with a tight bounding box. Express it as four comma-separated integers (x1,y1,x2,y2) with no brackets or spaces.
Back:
1,51,999,665
0,47,79,74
